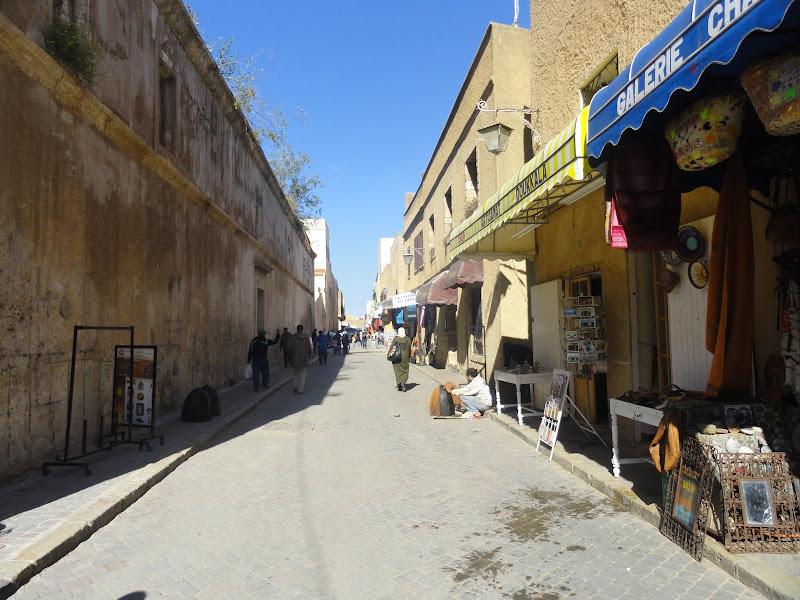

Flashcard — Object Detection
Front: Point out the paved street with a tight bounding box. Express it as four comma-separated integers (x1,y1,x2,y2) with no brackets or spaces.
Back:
10,349,765,600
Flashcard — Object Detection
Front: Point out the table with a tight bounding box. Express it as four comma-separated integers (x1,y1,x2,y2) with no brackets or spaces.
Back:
610,397,664,478
494,370,553,426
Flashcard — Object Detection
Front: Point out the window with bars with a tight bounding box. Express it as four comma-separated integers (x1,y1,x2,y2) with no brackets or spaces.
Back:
580,52,619,107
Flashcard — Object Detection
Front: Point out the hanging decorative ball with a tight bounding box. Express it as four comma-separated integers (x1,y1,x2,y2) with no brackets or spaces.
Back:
741,45,800,137
664,93,745,171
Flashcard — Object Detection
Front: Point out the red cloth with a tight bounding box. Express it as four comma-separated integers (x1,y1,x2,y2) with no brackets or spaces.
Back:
705,151,753,399
608,130,681,250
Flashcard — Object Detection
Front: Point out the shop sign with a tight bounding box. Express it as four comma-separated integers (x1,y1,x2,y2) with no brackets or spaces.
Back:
386,292,416,309
615,0,763,118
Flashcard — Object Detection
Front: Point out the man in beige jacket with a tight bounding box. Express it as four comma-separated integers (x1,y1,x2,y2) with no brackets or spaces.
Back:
289,324,313,394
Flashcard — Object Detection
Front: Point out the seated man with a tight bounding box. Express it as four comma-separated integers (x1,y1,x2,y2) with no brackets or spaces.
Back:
450,368,492,419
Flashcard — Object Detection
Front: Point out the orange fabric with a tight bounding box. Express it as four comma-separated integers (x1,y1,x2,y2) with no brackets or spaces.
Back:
705,151,753,399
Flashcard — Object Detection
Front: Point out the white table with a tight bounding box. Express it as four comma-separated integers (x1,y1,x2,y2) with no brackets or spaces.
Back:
610,397,664,478
494,370,553,426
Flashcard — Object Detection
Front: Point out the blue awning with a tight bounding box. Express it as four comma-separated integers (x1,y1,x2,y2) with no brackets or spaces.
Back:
587,0,800,161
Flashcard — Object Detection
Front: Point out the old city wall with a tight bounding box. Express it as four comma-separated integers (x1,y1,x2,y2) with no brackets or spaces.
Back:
0,1,313,482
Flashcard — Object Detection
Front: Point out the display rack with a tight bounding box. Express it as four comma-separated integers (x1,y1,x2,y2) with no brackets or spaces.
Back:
561,295,607,373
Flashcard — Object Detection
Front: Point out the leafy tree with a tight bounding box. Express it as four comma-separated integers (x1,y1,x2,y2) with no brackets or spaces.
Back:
185,3,322,220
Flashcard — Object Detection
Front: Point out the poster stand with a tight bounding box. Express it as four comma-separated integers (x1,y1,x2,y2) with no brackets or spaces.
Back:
536,369,606,461
111,345,164,451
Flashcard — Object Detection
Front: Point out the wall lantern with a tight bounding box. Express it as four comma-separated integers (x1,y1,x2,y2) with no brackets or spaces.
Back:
477,123,513,155
402,247,424,266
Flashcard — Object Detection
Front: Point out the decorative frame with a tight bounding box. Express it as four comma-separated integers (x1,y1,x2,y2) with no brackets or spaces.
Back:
566,330,578,342
566,352,580,363
578,307,595,318
660,438,714,561
567,342,580,352
717,452,798,553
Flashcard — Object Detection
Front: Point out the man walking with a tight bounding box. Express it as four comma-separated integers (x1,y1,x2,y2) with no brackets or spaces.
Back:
289,324,313,394
317,330,328,365
280,327,292,367
247,328,280,392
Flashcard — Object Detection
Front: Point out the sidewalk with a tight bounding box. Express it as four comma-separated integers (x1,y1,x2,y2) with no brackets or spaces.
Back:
412,363,800,600
0,365,301,599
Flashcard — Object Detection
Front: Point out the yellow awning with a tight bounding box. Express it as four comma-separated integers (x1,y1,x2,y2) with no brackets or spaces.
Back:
448,107,602,260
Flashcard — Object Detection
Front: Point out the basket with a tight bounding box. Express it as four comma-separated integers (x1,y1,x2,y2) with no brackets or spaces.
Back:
741,45,800,137
664,93,745,171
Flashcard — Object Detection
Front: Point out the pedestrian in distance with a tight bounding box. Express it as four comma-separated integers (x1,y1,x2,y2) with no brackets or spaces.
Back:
289,324,313,394
342,331,350,355
333,331,341,355
361,332,367,348
317,330,329,364
450,367,492,418
311,329,318,356
388,326,412,392
280,327,292,367
247,328,280,391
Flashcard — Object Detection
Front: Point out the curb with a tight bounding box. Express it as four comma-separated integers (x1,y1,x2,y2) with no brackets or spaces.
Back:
0,375,293,599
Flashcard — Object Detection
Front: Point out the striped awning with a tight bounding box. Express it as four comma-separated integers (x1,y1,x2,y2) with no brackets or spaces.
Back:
448,107,601,260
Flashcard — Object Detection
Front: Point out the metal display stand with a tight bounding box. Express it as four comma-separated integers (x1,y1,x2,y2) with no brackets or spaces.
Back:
43,326,133,475
43,325,163,477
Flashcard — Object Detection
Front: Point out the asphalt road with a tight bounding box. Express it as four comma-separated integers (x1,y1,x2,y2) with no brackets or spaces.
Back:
10,349,765,599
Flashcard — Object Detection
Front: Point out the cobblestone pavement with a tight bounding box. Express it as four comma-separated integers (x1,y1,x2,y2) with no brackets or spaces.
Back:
10,350,766,599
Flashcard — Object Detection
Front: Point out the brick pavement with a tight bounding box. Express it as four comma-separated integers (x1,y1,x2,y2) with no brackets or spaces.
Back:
5,350,777,599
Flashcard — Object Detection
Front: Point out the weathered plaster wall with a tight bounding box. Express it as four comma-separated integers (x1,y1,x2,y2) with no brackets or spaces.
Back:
0,1,313,482
533,189,632,399
530,0,688,140
400,23,532,380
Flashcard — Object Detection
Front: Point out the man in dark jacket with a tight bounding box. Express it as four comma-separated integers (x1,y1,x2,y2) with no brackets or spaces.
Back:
247,328,280,391
317,331,329,365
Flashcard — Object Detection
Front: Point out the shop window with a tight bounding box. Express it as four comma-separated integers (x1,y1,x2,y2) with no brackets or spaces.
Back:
465,150,479,217
580,52,619,107
159,62,176,152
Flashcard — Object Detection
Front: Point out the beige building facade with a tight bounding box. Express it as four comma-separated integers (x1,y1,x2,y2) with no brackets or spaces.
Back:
304,219,341,332
0,0,314,481
396,23,533,380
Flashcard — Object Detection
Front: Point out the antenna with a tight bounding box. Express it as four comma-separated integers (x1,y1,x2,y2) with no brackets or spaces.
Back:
513,0,519,26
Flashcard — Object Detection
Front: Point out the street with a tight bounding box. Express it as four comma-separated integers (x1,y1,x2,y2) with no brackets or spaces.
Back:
11,349,765,600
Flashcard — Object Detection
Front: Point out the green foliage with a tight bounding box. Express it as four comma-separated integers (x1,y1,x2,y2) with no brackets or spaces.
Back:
210,35,323,220
43,15,101,87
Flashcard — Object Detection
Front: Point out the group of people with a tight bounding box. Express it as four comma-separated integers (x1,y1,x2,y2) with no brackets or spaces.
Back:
249,323,491,417
247,325,313,394
386,327,491,418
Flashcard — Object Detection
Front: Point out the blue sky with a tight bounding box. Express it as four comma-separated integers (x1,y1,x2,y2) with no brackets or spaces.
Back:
187,1,531,317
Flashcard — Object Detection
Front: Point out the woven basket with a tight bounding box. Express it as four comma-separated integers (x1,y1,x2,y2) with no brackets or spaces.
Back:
664,93,745,171
741,45,800,137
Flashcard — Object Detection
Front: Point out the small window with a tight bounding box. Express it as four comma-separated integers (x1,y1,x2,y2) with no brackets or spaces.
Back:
159,62,176,152
414,231,423,273
580,52,619,107
444,188,453,230
465,150,479,216
428,214,435,262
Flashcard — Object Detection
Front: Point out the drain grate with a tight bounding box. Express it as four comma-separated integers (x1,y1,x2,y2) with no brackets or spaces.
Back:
262,421,315,431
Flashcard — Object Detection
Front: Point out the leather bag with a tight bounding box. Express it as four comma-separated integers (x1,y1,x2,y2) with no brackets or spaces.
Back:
649,408,681,473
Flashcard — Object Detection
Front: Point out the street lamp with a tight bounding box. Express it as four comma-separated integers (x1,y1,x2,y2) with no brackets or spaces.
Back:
402,247,424,266
477,123,513,155
475,100,541,153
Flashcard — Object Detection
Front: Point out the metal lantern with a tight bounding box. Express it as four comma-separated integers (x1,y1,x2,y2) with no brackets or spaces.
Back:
478,123,512,154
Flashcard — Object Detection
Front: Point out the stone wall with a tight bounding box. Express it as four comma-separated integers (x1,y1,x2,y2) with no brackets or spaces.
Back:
0,1,314,482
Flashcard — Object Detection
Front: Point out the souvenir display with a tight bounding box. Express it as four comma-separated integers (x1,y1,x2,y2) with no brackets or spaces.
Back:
660,438,714,561
688,261,709,289
677,226,705,262
664,93,745,171
741,45,800,137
